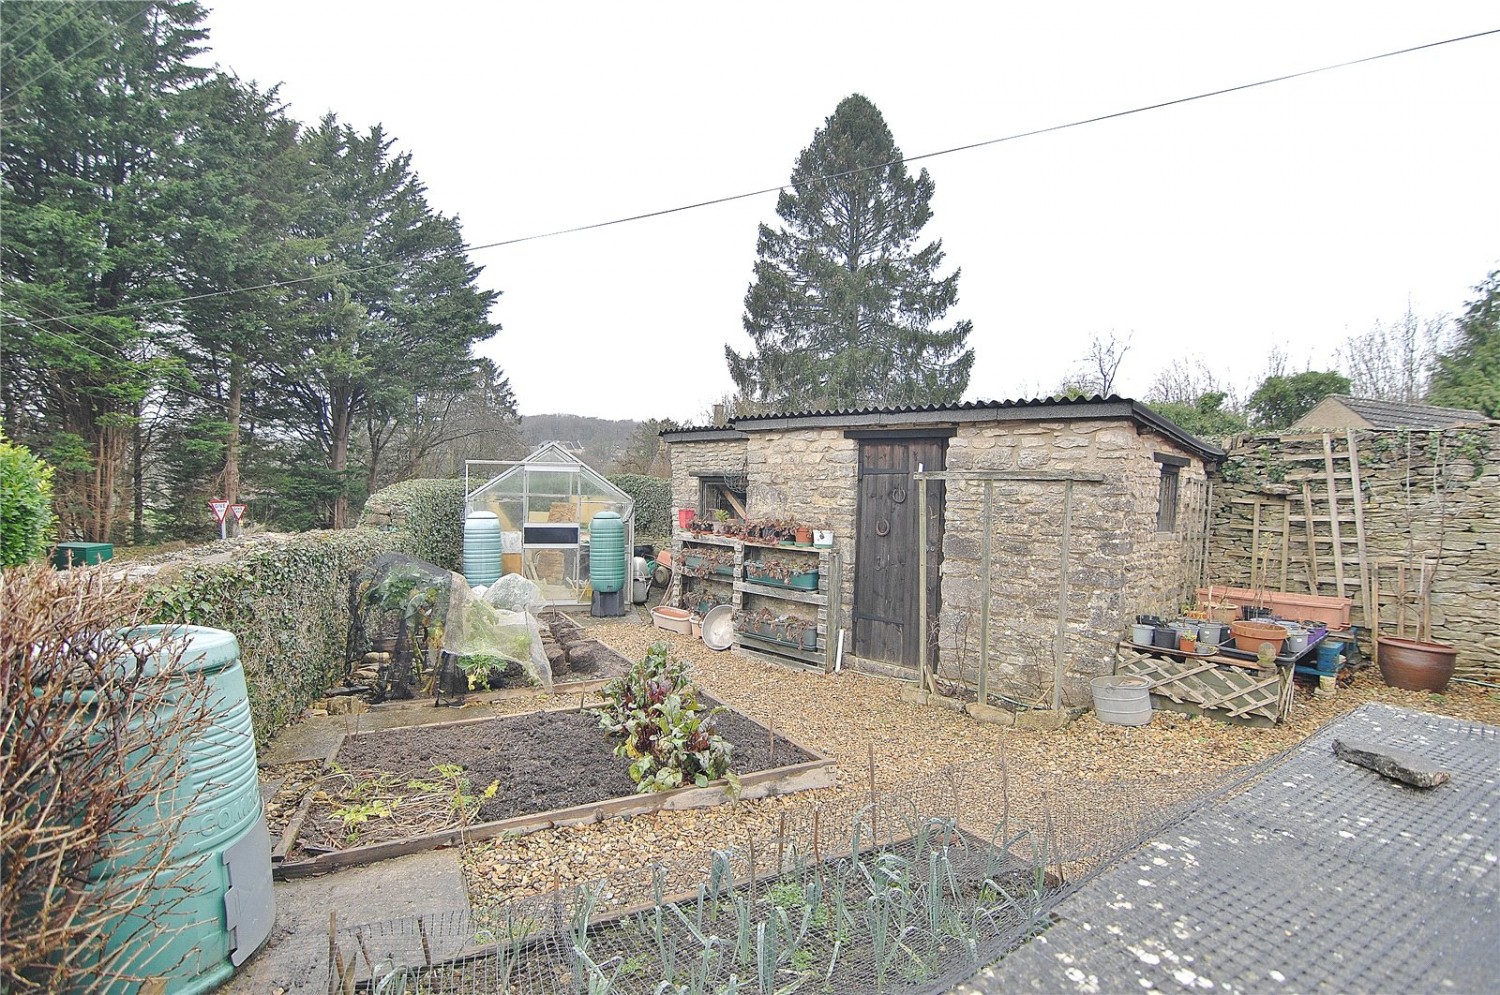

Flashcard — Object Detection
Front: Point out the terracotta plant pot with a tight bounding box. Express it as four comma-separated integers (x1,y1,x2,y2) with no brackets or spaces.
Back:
1377,637,1457,692
794,526,813,545
1230,620,1287,656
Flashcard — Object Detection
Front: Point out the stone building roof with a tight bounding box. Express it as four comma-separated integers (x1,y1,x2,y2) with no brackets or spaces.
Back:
1293,395,1493,431
660,395,1225,462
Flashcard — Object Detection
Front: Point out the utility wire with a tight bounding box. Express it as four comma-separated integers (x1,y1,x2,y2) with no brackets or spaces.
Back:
2,0,90,69
0,1,158,108
7,26,1497,330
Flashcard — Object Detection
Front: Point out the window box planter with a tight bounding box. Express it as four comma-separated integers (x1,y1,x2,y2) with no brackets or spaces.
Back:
743,564,819,590
733,612,818,650
681,553,735,578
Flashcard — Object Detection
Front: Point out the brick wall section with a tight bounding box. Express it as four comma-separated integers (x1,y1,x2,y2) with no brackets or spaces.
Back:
937,420,1209,707
1208,426,1499,680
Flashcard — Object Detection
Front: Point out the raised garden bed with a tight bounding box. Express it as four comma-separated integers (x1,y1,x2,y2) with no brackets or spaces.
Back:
331,825,1059,994
274,701,834,878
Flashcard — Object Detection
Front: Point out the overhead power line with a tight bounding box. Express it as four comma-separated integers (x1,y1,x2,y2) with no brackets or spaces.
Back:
0,1,158,110
6,26,1497,330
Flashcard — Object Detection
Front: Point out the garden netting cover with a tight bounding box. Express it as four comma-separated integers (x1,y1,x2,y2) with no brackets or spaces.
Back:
347,554,551,700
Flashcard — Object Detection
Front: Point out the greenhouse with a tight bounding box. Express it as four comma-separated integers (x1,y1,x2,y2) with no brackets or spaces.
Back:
464,444,635,607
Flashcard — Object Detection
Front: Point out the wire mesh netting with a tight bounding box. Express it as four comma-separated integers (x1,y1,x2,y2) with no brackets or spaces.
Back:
330,750,1263,994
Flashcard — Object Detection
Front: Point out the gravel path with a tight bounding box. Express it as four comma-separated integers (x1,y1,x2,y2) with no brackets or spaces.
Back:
462,611,1500,910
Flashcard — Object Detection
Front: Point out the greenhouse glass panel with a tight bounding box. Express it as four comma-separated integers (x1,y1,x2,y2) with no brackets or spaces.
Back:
464,445,636,607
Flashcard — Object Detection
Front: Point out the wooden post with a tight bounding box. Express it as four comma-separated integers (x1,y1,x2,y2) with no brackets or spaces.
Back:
1346,430,1373,627
917,470,931,691
1279,497,1291,592
1322,433,1347,598
979,480,993,707
1397,563,1407,638
1301,483,1320,593
1250,499,1263,595
1052,480,1074,714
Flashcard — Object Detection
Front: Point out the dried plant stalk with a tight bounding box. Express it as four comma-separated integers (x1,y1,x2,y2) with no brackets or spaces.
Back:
2,563,215,994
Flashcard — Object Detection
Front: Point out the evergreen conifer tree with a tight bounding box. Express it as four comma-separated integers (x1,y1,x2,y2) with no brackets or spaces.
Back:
726,94,973,410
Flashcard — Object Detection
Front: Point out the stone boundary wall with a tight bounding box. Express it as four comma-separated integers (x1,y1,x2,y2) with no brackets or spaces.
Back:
1207,426,1498,680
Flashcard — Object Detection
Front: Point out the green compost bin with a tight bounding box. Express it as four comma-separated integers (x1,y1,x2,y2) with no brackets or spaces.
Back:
90,625,274,994
53,541,113,569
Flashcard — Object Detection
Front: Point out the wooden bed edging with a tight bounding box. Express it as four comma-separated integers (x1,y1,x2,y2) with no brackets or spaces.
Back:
273,717,835,879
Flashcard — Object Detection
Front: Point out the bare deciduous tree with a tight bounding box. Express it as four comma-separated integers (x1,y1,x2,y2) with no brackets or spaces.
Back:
1147,355,1241,408
1057,331,1132,397
1338,304,1448,402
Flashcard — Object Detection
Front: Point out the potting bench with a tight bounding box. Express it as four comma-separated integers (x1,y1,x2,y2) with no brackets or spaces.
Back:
1113,640,1300,726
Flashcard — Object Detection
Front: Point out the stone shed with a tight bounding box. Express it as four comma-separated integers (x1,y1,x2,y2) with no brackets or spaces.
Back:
661,397,1224,707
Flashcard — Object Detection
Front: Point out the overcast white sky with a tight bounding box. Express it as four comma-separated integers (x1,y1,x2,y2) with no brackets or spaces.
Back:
198,2,1500,423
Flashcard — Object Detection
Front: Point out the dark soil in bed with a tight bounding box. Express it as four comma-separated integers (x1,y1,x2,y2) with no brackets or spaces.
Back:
333,705,817,824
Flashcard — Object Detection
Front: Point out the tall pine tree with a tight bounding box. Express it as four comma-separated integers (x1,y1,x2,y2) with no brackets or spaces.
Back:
727,94,973,410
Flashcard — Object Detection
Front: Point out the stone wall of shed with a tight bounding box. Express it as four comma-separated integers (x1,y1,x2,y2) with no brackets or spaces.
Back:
666,439,748,514
1207,426,1499,681
937,420,1210,708
746,429,861,630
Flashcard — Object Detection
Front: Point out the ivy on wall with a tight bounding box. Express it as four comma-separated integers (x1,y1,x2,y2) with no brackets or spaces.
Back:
360,478,467,571
145,529,397,746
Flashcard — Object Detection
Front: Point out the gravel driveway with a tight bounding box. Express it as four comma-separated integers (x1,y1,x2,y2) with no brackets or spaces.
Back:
462,612,1500,910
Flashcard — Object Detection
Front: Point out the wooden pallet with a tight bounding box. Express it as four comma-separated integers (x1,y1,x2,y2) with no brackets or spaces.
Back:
1114,643,1293,726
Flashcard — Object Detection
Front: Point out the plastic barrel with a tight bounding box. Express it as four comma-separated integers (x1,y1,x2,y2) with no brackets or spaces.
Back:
1090,674,1153,726
93,625,273,993
463,512,503,586
589,511,626,594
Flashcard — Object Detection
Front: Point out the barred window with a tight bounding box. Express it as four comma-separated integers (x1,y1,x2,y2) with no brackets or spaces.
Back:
1154,453,1187,532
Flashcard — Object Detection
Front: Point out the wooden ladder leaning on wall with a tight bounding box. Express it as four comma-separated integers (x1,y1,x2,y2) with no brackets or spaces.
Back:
1280,430,1374,627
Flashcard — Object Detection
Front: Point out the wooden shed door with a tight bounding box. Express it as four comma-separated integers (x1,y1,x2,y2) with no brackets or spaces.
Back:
853,437,946,671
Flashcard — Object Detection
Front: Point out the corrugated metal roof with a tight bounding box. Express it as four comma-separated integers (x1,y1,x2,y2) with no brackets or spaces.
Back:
660,395,1226,461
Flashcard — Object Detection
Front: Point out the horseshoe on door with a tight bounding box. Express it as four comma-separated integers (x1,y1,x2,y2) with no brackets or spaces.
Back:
890,486,907,504
875,519,891,537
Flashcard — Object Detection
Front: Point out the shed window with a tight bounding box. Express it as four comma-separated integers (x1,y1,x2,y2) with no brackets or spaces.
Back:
1154,452,1187,532
698,474,747,520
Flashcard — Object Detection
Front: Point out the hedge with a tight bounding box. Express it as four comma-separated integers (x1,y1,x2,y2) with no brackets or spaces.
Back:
609,473,670,537
0,438,55,567
360,477,467,571
143,529,399,745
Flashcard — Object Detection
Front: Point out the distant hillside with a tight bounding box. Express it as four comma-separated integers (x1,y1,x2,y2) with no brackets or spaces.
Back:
520,413,639,471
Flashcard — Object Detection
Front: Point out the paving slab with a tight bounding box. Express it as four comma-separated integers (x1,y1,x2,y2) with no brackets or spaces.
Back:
216,847,470,995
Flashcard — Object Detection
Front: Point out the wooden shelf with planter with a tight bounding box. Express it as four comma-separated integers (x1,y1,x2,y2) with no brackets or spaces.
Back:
734,542,829,668
669,532,833,669
671,533,737,617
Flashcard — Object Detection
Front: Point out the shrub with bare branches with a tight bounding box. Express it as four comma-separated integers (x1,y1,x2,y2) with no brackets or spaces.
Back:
2,563,215,993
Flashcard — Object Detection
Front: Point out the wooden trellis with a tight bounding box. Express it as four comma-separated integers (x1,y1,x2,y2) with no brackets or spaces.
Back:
1114,644,1294,726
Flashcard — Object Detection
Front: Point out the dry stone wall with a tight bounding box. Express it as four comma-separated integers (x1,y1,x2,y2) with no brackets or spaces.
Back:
937,420,1210,707
1207,426,1498,680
